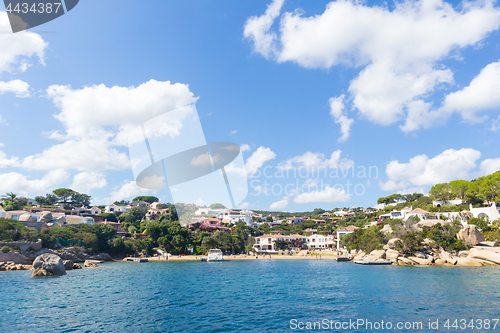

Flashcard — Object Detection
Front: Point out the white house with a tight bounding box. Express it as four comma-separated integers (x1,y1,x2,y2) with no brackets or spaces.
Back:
105,204,131,213
336,226,359,250
306,234,335,249
0,205,5,218
433,199,463,208
403,208,433,221
253,234,293,253
469,203,500,223
130,200,150,207
90,206,102,215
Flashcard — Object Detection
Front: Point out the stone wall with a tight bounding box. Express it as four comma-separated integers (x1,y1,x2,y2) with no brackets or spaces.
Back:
0,239,42,253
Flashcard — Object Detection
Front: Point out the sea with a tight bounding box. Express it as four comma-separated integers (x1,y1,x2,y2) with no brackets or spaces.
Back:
1,259,499,332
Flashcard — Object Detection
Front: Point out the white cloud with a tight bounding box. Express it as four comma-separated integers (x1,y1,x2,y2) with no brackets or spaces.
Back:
0,12,47,74
380,148,482,191
105,181,151,203
440,60,500,123
238,201,251,209
0,169,68,196
329,94,354,142
244,0,500,133
269,196,289,209
0,80,30,97
243,0,284,58
245,146,276,177
277,150,353,172
293,185,351,204
191,152,212,167
46,80,197,144
491,115,500,132
18,80,197,173
70,172,107,194
0,115,6,126
230,130,238,135
240,144,251,152
479,158,500,176
21,138,130,171
0,147,18,168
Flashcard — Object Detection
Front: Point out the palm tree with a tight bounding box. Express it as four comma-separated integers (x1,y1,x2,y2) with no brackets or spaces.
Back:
2,192,18,201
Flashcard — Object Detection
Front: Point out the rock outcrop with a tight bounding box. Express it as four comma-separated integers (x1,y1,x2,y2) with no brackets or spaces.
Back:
380,225,393,235
456,224,485,246
456,258,484,266
383,238,400,250
385,249,400,260
467,248,500,265
363,250,386,262
63,260,74,270
90,253,113,261
0,251,32,265
84,260,99,268
439,250,457,265
32,253,66,277
409,256,433,265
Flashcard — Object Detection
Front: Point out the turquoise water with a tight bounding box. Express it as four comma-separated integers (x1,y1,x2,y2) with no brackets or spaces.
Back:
1,260,500,332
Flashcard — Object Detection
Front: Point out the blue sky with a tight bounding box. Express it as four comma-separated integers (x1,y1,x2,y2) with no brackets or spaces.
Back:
1,0,500,211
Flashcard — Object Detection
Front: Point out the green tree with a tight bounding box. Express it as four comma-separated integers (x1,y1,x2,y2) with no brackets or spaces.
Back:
53,188,76,205
72,192,91,208
132,196,159,204
429,183,452,201
450,180,470,201
209,203,226,209
100,213,118,222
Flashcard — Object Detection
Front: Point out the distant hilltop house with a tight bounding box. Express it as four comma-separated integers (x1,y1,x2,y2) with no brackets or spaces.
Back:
333,210,355,217
432,199,463,207
0,205,5,218
144,206,169,221
4,208,95,231
188,218,230,235
105,204,131,213
194,207,254,227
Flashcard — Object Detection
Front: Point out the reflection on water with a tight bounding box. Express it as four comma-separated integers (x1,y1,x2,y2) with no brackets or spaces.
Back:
1,260,499,332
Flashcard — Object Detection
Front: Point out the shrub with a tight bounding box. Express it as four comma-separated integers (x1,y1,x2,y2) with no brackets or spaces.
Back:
1,245,10,253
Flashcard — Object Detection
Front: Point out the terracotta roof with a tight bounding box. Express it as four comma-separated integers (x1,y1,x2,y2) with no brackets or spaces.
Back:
402,207,411,210
338,226,359,232
409,208,430,214
91,206,100,210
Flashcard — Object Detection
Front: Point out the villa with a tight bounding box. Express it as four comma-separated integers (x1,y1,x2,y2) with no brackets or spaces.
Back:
306,234,335,249
105,204,131,213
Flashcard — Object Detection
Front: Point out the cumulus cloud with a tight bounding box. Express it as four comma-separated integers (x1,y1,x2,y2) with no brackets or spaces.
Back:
0,80,30,97
240,143,251,152
0,147,19,168
277,150,353,172
440,60,500,123
293,185,351,204
0,12,47,74
105,181,151,203
243,0,284,58
0,169,68,196
380,148,482,191
479,158,500,176
269,195,289,209
70,172,107,194
244,146,276,177
329,94,354,142
244,0,500,134
46,80,197,144
21,138,130,171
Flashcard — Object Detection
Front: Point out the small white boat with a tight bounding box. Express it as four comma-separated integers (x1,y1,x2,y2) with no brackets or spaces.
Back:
207,249,224,262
